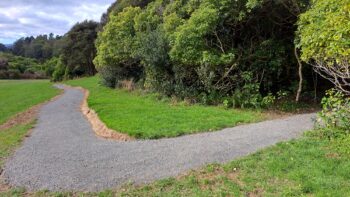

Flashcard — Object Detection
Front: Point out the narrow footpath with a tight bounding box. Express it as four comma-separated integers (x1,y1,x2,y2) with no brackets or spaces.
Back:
2,86,315,191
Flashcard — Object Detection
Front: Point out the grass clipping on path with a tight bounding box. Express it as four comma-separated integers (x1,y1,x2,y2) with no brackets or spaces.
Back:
65,76,264,139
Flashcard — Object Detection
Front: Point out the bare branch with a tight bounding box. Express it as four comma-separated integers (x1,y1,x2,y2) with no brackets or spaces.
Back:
312,59,350,95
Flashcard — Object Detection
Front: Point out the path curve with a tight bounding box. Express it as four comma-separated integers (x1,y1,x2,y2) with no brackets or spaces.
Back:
2,86,316,191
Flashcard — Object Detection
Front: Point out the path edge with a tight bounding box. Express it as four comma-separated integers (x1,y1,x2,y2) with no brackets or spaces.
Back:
63,85,134,141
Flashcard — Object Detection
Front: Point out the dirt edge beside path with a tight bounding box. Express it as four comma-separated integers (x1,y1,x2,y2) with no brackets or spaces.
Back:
64,85,133,141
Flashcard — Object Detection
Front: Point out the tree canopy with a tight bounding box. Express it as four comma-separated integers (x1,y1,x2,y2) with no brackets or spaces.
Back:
12,34,63,62
297,0,350,94
0,43,7,52
95,0,314,106
61,20,98,78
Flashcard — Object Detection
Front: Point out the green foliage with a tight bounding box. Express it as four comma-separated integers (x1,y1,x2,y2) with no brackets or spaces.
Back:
41,57,59,77
0,80,59,125
0,123,34,167
297,0,350,94
96,0,313,107
51,57,66,82
65,76,264,139
316,89,350,138
119,136,350,196
297,0,350,62
100,0,153,27
0,43,8,52
0,52,46,79
12,33,63,61
61,20,98,79
261,93,276,108
95,7,143,87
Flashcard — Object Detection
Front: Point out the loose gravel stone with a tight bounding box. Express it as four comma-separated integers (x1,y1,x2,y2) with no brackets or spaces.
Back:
2,86,316,192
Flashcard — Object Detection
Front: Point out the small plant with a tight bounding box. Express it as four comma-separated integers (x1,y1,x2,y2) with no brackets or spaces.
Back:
223,99,231,109
277,90,290,100
261,93,276,108
316,89,350,139
319,89,350,129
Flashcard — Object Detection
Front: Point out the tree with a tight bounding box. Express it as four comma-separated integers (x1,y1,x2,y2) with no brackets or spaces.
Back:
96,0,315,106
297,0,350,95
100,0,153,28
94,7,142,87
0,43,7,52
62,20,98,78
11,34,63,62
0,57,9,70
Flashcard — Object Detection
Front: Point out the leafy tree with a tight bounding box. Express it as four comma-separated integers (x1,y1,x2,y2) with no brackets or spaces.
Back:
95,7,142,87
52,57,66,82
11,34,63,61
297,0,350,95
0,43,7,52
100,0,153,27
96,0,317,106
61,20,98,79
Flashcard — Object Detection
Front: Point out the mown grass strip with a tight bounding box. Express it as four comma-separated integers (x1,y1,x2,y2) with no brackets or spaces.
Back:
65,76,265,139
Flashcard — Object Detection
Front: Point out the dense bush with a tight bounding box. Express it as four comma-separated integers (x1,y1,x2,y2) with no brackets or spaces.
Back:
95,0,315,106
0,52,46,79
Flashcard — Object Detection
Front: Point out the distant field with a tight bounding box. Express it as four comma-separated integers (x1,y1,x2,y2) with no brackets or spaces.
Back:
66,76,265,139
0,80,59,125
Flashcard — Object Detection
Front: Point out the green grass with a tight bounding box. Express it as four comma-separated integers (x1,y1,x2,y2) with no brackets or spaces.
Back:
0,123,34,167
65,76,264,139
116,133,350,196
0,80,59,125
6,131,348,197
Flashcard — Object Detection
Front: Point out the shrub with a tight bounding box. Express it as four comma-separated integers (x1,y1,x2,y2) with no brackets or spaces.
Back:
52,57,66,82
316,89,350,139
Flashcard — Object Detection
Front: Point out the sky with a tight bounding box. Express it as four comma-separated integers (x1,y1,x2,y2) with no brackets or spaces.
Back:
0,0,115,44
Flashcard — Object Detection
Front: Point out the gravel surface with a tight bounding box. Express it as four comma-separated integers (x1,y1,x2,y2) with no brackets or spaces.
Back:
2,85,316,192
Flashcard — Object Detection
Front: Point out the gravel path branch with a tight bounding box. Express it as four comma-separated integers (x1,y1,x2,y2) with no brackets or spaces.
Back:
2,85,316,191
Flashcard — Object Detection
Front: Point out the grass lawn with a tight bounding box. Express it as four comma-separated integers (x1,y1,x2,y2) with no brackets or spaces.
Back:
65,76,265,139
0,80,59,125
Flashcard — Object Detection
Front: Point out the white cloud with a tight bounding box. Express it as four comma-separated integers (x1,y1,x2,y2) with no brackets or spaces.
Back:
0,0,115,44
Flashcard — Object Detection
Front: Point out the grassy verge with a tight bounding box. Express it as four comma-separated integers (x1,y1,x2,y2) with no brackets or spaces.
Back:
0,123,34,168
117,132,350,196
0,80,59,125
65,76,265,139
6,130,348,196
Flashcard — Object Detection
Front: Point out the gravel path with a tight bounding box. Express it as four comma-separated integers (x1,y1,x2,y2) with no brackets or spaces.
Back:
2,86,316,192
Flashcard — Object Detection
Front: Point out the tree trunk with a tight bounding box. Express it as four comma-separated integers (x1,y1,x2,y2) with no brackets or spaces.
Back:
295,47,303,102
